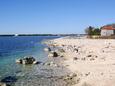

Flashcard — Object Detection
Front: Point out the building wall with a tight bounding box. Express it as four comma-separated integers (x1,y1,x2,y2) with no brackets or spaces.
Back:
101,30,114,36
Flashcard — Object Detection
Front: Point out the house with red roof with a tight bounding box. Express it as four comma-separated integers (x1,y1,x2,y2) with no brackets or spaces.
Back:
101,25,115,36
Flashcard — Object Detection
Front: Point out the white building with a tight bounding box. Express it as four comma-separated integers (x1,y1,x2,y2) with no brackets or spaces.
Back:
101,26,115,36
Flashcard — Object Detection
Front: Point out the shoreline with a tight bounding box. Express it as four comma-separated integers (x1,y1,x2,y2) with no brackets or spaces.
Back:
0,36,76,86
47,36,115,86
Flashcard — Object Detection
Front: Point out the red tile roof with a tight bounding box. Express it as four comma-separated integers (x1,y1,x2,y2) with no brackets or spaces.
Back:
102,26,115,30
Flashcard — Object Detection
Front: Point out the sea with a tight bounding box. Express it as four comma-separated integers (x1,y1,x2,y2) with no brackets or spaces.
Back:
0,36,61,86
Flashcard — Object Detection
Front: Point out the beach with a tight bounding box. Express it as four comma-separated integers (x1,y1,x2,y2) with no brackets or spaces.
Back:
0,36,74,86
1,36,115,86
47,36,115,86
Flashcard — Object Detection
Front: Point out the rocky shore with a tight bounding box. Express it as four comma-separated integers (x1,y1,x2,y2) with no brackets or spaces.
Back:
0,37,80,86
2,36,115,86
46,36,115,86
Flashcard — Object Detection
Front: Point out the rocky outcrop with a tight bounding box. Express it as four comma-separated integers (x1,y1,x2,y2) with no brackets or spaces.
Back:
16,56,39,65
48,51,58,57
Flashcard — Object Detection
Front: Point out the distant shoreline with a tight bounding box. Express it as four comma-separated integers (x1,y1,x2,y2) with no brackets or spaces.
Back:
0,34,86,37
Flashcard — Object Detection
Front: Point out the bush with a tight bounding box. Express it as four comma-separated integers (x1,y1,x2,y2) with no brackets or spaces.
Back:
85,26,100,36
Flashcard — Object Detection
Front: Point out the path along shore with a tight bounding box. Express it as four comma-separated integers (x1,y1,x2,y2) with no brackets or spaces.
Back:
47,36,115,86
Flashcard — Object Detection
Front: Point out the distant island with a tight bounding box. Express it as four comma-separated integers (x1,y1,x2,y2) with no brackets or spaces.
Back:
0,34,86,37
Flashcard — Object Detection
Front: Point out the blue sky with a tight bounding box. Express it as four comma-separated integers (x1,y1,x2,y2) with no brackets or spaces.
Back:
0,0,115,34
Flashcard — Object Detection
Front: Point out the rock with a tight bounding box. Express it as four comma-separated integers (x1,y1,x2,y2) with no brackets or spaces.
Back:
0,82,7,86
58,49,65,53
61,44,65,47
87,55,92,57
33,61,40,64
69,73,77,78
16,59,22,64
48,51,58,57
85,72,90,76
48,53,54,57
64,73,77,81
16,56,39,65
101,72,104,75
82,82,91,86
44,62,58,67
74,48,78,53
81,58,86,61
44,47,51,52
23,56,35,64
73,57,78,60
1,76,17,84
22,59,27,64
90,58,95,61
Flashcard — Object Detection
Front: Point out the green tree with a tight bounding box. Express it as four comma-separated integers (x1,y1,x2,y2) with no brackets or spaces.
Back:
85,26,101,36
85,26,94,36
93,28,101,35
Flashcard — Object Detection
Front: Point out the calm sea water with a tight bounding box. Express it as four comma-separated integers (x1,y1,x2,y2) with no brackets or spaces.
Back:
0,36,60,82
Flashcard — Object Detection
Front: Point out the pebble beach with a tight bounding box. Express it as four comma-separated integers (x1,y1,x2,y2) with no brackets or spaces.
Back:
47,36,115,86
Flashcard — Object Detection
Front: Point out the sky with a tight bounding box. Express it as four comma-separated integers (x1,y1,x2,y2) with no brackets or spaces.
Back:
0,0,115,34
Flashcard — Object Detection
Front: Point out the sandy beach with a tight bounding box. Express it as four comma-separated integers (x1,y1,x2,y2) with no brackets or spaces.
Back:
47,37,115,86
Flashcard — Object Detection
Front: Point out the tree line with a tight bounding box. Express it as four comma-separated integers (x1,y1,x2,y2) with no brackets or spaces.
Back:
85,26,101,36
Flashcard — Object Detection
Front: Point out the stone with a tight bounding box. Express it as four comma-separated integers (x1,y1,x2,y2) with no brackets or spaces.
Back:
16,56,39,65
48,51,58,57
90,58,95,61
85,72,90,76
74,48,78,53
73,57,78,60
87,55,92,57
58,49,65,53
1,76,17,83
81,58,86,61
0,82,7,86
64,73,77,81
22,59,27,64
16,59,22,64
44,62,57,67
44,47,51,52
33,61,40,64
82,82,92,86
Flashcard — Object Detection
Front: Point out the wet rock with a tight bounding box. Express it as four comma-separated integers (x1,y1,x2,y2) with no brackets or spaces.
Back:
15,70,22,74
16,59,22,64
33,61,41,64
23,56,35,64
48,51,58,57
0,82,7,86
44,62,58,67
63,73,77,81
63,73,79,86
44,47,51,52
1,76,17,83
16,56,39,65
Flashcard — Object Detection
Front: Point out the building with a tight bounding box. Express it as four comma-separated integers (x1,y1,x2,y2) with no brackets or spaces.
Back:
101,26,115,36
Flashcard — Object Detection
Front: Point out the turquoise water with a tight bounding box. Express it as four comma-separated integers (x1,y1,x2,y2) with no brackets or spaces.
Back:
0,36,60,84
